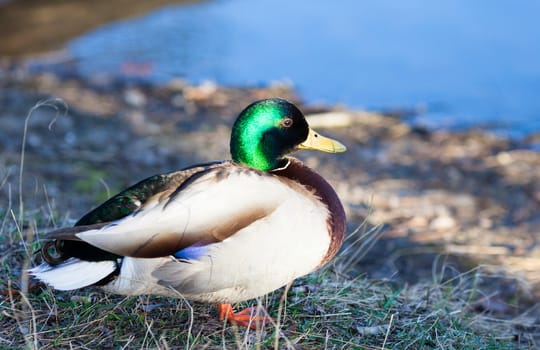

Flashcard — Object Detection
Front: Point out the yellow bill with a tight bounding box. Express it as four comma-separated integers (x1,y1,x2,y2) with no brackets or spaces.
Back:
298,128,347,153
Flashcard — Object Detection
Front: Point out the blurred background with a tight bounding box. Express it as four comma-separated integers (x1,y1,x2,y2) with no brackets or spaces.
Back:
1,0,539,138
2,1,540,346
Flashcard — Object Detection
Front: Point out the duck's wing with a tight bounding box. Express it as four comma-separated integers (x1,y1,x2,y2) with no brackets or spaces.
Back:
75,161,225,225
48,162,299,259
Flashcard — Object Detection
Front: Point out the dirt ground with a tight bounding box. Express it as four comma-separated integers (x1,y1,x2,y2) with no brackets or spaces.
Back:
1,62,540,328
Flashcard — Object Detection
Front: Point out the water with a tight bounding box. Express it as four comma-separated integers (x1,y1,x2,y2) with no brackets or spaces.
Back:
67,0,540,137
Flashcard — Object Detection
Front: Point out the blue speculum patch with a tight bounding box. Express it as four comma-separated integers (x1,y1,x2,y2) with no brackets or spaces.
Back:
173,245,208,260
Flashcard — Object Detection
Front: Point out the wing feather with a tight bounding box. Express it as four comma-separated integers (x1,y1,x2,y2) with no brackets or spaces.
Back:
76,161,225,225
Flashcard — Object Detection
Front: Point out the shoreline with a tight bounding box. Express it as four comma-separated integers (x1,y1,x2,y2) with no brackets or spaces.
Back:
5,53,540,142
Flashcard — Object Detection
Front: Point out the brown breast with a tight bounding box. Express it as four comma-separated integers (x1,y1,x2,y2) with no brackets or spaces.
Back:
272,157,346,266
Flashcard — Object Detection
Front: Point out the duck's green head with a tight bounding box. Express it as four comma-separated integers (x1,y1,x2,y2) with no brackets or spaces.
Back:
231,98,346,171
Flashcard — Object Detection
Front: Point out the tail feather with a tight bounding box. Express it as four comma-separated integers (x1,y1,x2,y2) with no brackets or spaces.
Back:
29,258,117,291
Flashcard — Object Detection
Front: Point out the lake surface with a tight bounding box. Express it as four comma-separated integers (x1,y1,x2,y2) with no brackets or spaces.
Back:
65,0,540,137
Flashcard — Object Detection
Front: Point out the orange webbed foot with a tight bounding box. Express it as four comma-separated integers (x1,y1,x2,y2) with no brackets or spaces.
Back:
218,303,272,329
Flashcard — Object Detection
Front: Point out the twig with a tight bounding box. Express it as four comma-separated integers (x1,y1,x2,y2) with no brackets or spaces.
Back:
18,98,68,224
381,313,395,350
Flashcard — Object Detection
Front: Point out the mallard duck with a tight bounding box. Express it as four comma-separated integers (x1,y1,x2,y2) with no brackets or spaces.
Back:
30,98,347,328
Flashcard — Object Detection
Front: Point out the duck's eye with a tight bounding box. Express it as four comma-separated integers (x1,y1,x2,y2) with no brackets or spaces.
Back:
281,117,293,128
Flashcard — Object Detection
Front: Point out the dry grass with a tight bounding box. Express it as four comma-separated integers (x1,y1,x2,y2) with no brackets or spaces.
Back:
0,205,536,349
